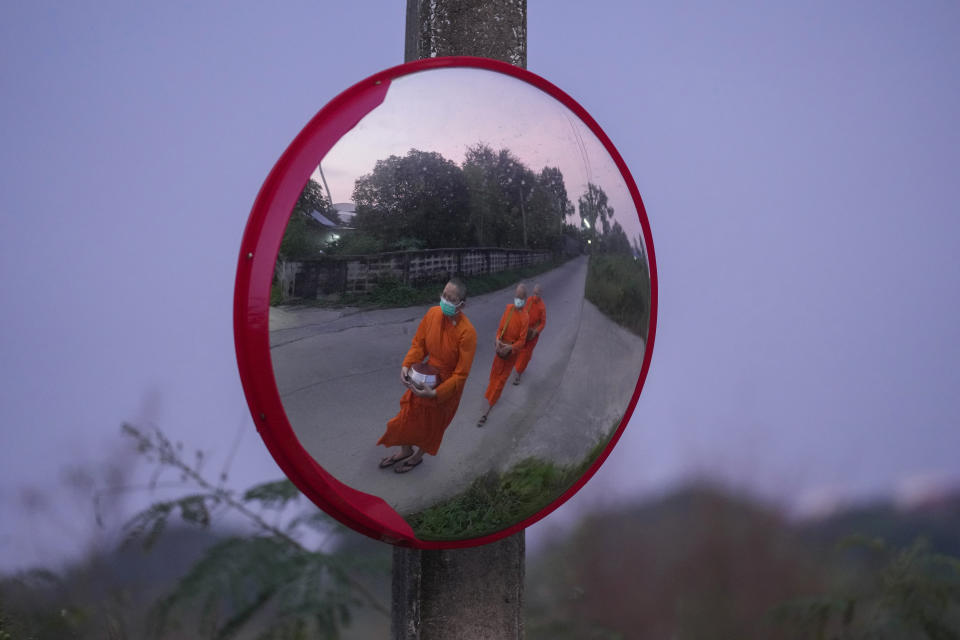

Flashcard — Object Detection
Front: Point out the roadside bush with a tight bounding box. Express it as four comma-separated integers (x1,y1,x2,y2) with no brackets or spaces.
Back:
584,253,651,337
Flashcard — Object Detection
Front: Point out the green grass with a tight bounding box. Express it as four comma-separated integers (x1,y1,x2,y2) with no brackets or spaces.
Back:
296,256,571,310
270,282,283,306
406,421,620,540
584,253,651,337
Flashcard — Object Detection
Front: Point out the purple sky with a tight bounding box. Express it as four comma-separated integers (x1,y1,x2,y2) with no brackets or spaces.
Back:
1,1,959,570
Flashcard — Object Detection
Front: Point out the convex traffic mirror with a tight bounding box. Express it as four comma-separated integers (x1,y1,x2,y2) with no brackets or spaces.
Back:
234,57,657,548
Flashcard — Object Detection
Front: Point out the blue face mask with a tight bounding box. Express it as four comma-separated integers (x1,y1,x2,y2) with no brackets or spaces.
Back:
440,297,459,316
514,297,526,308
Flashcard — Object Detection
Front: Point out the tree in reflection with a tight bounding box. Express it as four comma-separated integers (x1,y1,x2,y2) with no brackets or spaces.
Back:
279,179,339,260
345,146,575,253
352,149,471,251
577,182,612,246
577,182,651,336
576,182,636,257
462,144,574,251
538,166,577,244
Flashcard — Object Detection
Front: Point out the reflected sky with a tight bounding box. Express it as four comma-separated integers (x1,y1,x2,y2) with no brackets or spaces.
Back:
313,67,643,247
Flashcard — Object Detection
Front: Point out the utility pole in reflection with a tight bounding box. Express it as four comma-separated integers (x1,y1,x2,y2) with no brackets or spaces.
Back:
396,4,527,638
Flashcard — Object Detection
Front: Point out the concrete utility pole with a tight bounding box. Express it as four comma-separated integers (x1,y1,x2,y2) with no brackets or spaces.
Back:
396,5,527,638
405,0,526,67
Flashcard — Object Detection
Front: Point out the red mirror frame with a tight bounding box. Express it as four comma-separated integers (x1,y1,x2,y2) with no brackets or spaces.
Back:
233,56,658,548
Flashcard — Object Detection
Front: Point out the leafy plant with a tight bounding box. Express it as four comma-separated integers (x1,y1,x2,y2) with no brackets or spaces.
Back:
584,253,651,337
407,425,615,540
771,536,960,639
118,424,389,639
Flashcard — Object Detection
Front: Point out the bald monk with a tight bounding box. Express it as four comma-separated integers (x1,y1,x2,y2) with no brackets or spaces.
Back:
513,283,546,385
377,278,477,473
477,283,529,427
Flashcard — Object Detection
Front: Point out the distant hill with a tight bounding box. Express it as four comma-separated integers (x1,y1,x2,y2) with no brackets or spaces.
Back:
799,491,960,557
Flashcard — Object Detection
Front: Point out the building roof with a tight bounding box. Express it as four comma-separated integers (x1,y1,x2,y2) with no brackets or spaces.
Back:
310,210,339,228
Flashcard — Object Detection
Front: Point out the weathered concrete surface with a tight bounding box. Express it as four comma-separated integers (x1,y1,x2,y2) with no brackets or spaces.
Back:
405,0,527,68
392,534,524,640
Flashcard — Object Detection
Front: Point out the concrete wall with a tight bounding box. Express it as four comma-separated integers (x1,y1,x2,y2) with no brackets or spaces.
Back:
277,247,552,301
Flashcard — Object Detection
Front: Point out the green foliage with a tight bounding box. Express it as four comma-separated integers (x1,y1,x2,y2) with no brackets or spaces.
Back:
353,149,473,250
116,424,389,639
279,211,328,260
577,182,614,240
270,281,284,306
574,182,638,256
148,536,362,640
597,220,633,256
407,429,612,540
584,253,651,337
0,570,80,640
243,480,303,510
350,145,574,252
462,145,571,250
293,179,339,225
278,179,339,260
771,537,960,639
325,232,383,256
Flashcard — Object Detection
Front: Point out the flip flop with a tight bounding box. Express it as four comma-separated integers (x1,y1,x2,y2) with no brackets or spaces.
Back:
477,415,488,427
379,452,413,469
394,457,423,474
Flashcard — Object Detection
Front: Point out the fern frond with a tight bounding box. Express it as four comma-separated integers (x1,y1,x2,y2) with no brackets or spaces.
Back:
147,535,305,639
243,480,301,510
122,502,174,551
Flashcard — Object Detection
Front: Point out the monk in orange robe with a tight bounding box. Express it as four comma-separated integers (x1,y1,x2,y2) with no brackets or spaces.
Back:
477,283,529,427
377,278,477,473
513,283,546,385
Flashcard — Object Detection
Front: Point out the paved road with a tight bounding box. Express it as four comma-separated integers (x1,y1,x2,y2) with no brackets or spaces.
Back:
269,255,646,515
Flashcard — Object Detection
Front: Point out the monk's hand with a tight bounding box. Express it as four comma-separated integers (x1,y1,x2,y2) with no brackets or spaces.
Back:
409,384,436,399
400,366,411,387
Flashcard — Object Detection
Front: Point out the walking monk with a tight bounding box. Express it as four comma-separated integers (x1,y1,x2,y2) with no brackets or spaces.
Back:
513,283,546,385
477,283,529,427
377,278,477,473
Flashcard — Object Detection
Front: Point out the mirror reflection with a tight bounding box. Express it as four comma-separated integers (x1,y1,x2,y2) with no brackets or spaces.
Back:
268,68,651,540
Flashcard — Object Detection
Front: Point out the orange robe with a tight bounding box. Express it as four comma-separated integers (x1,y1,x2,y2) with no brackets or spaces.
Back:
515,295,546,375
377,306,477,456
484,303,529,407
